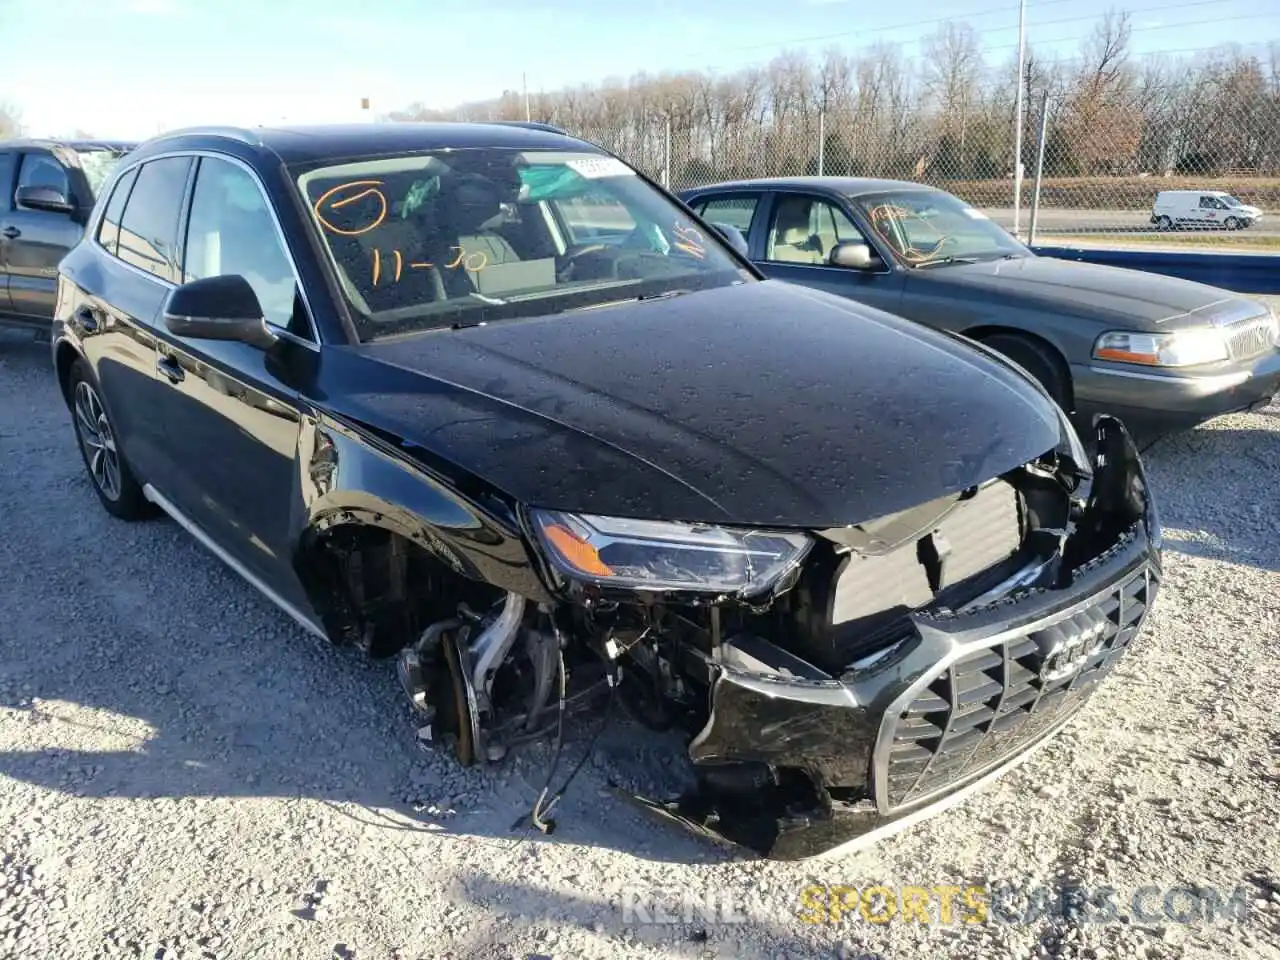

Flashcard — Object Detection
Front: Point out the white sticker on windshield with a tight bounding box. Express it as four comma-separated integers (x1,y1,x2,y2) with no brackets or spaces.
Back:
962,208,990,219
565,157,636,179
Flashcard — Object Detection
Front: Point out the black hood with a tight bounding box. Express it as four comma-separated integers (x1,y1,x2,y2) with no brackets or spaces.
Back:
917,256,1268,330
343,280,1064,528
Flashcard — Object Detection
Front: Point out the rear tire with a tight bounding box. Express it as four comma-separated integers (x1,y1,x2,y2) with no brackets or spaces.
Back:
1156,215,1172,231
980,333,1071,413
67,358,152,521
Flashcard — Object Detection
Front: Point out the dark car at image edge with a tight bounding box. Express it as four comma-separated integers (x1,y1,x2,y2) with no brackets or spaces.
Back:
50,122,1161,860
0,138,135,333
680,176,1280,441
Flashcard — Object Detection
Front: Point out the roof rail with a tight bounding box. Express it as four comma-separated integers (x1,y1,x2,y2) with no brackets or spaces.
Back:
482,120,569,136
146,125,263,146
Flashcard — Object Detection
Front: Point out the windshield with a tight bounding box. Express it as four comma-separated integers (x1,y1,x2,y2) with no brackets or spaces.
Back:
852,189,1028,266
75,149,130,199
1221,195,1243,208
294,148,748,340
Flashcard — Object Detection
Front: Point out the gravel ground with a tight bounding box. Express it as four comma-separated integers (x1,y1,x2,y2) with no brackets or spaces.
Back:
2,305,1279,960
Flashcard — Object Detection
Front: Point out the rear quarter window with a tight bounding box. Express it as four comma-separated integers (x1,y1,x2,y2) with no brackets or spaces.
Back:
97,166,139,257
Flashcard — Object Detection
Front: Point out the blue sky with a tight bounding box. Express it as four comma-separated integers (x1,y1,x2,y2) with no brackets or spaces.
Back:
2,0,1277,139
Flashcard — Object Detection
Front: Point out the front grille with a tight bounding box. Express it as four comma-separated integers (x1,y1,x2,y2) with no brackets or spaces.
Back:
1224,314,1279,361
877,566,1156,812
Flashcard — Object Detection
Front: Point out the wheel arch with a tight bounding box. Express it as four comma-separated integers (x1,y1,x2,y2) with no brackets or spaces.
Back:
960,324,1075,412
53,337,84,406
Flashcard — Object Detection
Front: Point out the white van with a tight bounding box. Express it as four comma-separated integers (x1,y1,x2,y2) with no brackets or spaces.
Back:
1150,190,1263,230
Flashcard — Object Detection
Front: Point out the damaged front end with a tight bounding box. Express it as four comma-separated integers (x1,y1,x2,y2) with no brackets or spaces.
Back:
398,413,1161,860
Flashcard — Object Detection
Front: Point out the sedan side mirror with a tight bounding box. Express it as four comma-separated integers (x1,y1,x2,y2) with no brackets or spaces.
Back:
709,221,750,257
829,241,881,270
15,184,75,215
163,275,278,350
824,240,885,271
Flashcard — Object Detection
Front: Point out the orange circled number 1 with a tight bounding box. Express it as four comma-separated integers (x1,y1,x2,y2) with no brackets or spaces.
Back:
313,180,388,237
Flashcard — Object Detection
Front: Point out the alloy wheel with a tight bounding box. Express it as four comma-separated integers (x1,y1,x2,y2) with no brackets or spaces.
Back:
73,380,122,501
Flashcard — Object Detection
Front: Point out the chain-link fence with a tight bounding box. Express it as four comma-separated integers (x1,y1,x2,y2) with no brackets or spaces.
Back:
562,77,1280,246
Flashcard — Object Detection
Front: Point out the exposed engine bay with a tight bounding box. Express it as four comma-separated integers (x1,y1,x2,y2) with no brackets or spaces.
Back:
392,415,1160,858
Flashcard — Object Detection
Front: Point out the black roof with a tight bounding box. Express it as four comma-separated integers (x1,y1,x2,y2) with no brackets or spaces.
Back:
682,176,940,197
0,138,137,153
140,122,601,165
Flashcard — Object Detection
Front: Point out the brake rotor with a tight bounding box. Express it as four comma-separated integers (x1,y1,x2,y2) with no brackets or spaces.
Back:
441,625,478,766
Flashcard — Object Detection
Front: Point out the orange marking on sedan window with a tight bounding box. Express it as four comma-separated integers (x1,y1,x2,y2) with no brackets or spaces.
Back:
372,248,381,286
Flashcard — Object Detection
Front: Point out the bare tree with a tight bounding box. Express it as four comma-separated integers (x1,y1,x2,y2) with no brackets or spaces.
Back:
0,101,22,139
383,9,1280,186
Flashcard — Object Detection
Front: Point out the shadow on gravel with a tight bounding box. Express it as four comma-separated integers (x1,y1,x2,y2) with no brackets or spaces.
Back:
1141,418,1280,572
439,872,876,960
0,335,734,869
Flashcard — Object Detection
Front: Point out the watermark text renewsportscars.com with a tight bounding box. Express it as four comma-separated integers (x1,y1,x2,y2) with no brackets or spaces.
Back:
619,881,1256,927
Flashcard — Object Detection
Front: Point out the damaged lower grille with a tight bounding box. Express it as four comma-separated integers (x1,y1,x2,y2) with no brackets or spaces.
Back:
876,565,1157,812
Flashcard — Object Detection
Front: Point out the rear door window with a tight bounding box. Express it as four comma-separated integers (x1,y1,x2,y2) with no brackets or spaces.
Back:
116,156,193,282
694,195,760,233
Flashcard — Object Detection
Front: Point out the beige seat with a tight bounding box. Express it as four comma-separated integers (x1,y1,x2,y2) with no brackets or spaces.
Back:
768,198,824,264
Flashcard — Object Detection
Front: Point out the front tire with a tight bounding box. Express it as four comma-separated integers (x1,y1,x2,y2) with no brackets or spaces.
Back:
980,333,1071,413
1224,216,1241,231
68,358,151,521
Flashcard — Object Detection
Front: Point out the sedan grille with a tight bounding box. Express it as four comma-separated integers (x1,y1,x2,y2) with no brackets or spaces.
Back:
877,565,1157,812
1223,314,1279,362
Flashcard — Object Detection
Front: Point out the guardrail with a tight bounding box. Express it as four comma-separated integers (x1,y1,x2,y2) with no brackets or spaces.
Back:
1030,245,1280,295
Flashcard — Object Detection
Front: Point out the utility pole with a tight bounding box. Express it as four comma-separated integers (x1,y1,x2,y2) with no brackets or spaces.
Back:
1012,0,1027,238
523,72,530,121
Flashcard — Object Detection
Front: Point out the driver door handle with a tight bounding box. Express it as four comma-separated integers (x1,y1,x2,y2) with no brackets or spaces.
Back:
156,354,185,384
1,226,19,239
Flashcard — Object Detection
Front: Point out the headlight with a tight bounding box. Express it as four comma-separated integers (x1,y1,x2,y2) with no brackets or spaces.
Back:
530,509,811,595
1092,329,1228,367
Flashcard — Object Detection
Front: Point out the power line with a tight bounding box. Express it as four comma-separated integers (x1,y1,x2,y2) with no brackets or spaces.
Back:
981,12,1280,55
712,0,1237,56
698,4,1268,76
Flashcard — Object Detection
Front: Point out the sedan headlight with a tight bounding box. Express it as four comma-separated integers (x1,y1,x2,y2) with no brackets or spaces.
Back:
1092,329,1228,367
530,509,811,595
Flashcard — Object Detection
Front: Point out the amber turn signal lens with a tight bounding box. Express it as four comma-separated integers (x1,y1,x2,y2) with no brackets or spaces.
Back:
542,524,615,577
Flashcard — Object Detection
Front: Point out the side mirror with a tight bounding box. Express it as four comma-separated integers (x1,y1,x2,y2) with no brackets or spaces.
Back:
709,221,750,257
15,184,75,215
163,275,278,349
829,241,881,271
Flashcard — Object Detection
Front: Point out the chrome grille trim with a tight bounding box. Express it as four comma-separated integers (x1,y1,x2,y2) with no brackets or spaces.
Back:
873,564,1157,815
1223,314,1279,362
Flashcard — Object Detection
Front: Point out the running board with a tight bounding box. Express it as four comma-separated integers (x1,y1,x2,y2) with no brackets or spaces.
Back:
143,484,329,641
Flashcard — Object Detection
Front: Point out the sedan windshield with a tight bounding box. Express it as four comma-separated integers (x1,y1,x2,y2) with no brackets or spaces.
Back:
852,189,1028,266
294,148,748,340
